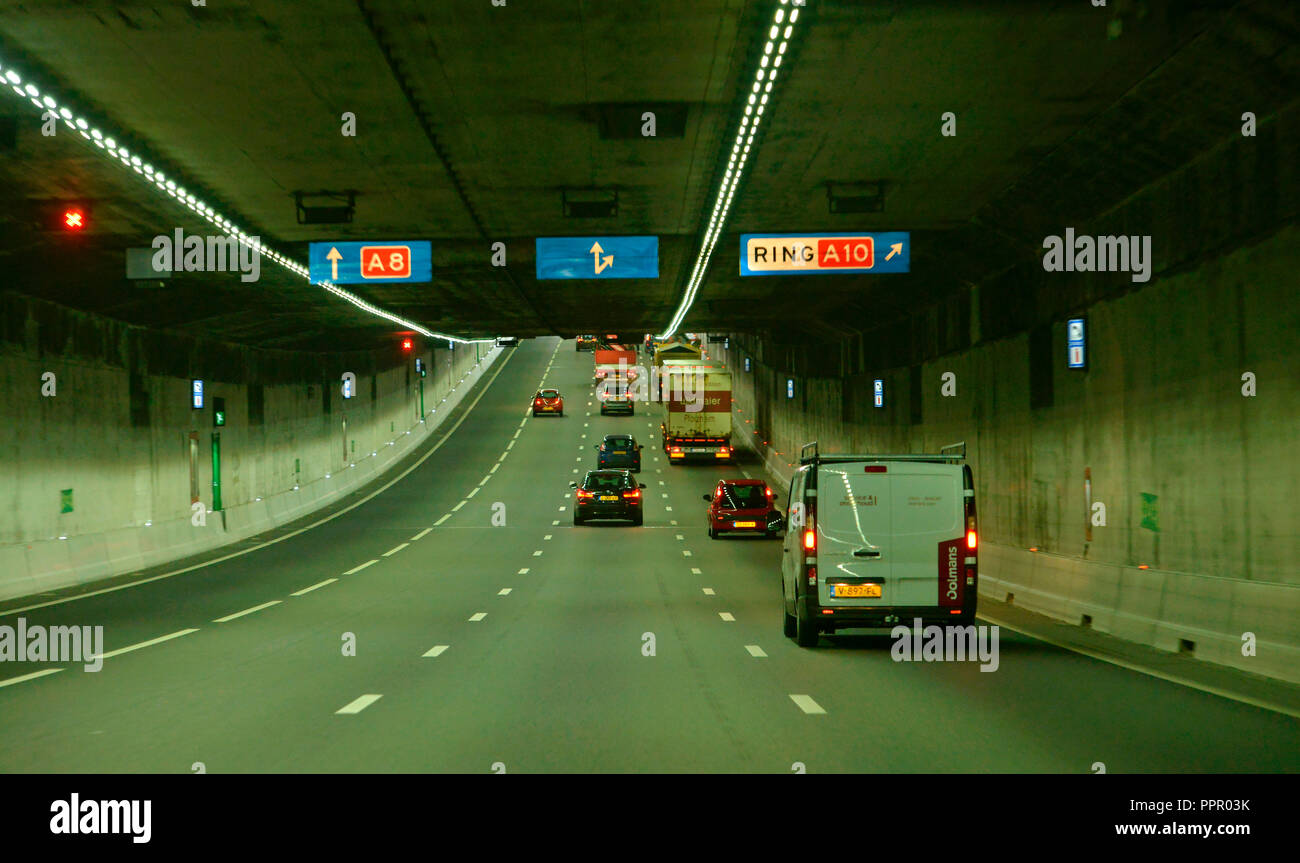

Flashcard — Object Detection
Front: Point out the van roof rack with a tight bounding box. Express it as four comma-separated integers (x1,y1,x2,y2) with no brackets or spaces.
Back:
799,440,967,465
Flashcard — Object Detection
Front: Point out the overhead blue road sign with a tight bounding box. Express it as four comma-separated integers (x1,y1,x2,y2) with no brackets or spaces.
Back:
740,232,910,276
309,241,432,285
536,236,659,280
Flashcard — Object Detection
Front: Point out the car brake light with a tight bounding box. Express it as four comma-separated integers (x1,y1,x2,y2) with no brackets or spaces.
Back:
803,529,815,552
623,489,641,499
534,399,542,405
577,490,593,499
765,487,773,498
670,446,682,453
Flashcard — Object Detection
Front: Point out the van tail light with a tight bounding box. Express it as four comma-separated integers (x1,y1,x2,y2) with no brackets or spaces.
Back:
806,564,817,588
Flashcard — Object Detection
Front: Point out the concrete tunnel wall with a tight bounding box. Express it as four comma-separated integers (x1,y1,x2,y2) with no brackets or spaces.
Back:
0,293,500,603
719,219,1299,684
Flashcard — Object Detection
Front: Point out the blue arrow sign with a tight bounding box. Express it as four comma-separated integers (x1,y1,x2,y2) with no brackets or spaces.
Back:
309,241,432,285
536,236,659,280
740,232,910,276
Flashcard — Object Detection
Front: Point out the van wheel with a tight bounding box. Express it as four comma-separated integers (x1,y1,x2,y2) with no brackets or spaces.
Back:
795,602,819,648
783,605,797,638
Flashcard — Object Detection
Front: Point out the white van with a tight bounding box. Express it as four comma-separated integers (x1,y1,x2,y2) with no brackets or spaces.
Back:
781,442,978,647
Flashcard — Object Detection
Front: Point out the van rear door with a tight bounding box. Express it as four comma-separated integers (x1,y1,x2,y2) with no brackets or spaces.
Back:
815,462,963,608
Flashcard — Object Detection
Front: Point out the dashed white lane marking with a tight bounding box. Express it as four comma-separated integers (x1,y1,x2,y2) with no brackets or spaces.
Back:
718,612,735,621
498,588,512,596
490,463,501,474
745,645,768,658
658,481,664,485
572,468,579,473
336,694,382,715
98,628,200,660
423,645,449,658
518,568,530,574
479,474,491,485
691,567,702,574
675,534,684,540
434,514,452,526
382,543,409,557
583,423,589,428
790,695,826,715
507,440,516,450
214,601,282,623
468,612,487,622
544,535,553,540
552,520,560,525
0,668,63,688
575,457,582,462
519,418,528,428
666,506,674,512
410,528,433,541
452,501,467,512
513,429,521,439
682,550,692,557
344,559,379,575
533,550,543,557
291,578,337,596
581,434,587,439
670,519,678,525
466,487,480,498
703,588,716,596
558,506,566,511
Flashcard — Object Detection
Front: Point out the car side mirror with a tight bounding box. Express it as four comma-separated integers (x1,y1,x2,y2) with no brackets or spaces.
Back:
569,481,578,489
639,483,647,489
638,445,644,450
702,494,712,501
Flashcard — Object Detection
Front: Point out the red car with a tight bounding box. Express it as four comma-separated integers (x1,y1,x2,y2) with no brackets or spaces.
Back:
703,479,784,539
532,388,564,416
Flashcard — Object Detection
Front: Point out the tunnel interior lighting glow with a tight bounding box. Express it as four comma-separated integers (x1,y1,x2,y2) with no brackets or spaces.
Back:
0,52,494,345
656,3,802,340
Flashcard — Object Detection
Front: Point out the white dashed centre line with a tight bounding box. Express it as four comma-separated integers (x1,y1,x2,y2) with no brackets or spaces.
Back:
467,487,480,498
518,568,530,574
451,501,467,512
434,514,452,526
410,528,433,541
718,612,735,621
344,560,378,575
533,550,543,557
690,567,702,574
745,645,768,658
291,578,337,596
790,695,826,715
382,543,409,557
513,429,522,439
682,550,692,557
702,588,715,596
552,520,561,525
214,600,282,623
490,463,501,473
467,612,489,623
96,628,200,660
544,535,553,540
498,588,512,596
507,440,516,450
675,534,684,540
558,506,566,511
665,506,673,512
423,645,449,658
336,694,382,715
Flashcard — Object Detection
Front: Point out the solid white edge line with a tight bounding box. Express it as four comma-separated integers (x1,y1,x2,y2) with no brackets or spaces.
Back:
0,668,65,688
291,578,337,596
213,600,282,623
0,348,518,616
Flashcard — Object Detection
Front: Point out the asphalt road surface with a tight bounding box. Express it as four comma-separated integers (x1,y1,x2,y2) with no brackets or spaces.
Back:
2,337,1297,773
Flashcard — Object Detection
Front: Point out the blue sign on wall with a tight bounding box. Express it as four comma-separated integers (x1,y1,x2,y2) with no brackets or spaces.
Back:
744,357,751,372
1067,318,1086,369
191,379,204,410
873,379,884,408
786,378,795,399
536,236,659,280
309,241,432,285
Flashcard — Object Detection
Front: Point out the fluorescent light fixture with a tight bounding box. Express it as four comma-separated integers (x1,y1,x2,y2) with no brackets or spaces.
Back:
657,1,802,339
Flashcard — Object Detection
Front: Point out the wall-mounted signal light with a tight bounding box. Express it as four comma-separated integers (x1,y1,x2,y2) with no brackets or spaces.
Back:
401,337,413,351
63,207,86,230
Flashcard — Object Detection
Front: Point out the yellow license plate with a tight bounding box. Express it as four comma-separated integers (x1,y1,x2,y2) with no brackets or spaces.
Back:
600,495,618,501
614,451,626,454
831,584,882,598
733,521,757,528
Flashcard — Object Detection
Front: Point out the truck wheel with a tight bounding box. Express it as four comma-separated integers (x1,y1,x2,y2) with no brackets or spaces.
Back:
795,601,819,648
783,607,797,638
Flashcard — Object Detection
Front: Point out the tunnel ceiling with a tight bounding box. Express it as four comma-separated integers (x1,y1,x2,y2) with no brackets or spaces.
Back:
0,0,1294,352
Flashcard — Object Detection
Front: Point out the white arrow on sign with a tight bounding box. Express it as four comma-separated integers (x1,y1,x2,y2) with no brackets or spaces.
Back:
326,247,343,280
589,242,614,275
885,242,903,261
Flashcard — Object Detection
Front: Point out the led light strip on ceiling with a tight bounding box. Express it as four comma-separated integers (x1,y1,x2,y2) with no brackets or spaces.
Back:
657,0,802,340
0,55,492,345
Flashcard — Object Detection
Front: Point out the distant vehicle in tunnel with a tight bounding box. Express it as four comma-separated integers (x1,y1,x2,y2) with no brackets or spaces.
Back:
598,381,634,415
703,479,782,539
496,336,519,347
782,442,978,648
532,388,564,416
596,434,643,472
661,369,731,461
576,335,597,351
571,470,646,526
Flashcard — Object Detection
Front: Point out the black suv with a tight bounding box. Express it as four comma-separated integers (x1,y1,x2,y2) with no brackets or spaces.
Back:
571,470,647,526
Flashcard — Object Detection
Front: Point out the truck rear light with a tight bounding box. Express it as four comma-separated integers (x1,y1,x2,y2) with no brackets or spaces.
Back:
966,529,977,549
803,529,815,552
864,465,887,473
806,564,817,588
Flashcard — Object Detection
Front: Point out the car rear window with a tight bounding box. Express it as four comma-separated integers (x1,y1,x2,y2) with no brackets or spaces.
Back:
586,473,630,491
540,389,559,397
719,485,765,509
605,437,632,446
